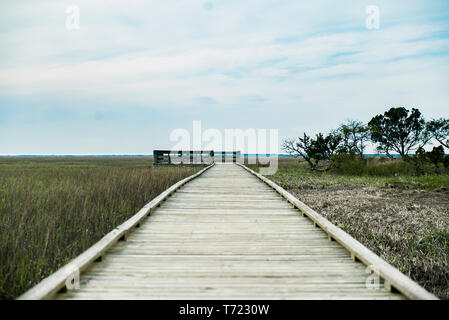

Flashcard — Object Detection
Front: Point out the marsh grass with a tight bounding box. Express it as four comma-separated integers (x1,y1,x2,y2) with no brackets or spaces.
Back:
292,188,449,299
263,157,449,190
255,157,449,299
0,157,200,299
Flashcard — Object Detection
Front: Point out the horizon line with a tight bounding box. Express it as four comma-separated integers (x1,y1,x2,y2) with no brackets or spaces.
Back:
0,153,435,158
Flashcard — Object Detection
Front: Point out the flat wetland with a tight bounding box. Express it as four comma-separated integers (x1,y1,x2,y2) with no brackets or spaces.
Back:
255,157,449,299
0,157,199,299
1,157,447,299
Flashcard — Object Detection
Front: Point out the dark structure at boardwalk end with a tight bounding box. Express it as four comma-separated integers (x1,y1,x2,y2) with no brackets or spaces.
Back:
153,150,242,166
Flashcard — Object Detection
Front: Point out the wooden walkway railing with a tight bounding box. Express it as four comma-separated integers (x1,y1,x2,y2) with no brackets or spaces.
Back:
19,163,438,300
153,150,241,165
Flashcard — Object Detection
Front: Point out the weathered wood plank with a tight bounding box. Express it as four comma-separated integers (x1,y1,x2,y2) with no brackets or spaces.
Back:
237,163,439,300
18,163,215,300
20,162,436,300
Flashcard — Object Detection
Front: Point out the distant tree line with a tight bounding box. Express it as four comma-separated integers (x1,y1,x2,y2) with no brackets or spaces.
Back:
282,107,449,172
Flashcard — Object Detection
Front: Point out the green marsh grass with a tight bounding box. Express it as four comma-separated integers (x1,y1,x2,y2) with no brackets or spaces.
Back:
0,157,200,299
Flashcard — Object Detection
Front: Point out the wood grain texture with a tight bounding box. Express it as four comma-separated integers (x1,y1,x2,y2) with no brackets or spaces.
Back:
58,164,405,299
17,163,215,300
21,163,435,300
237,163,438,300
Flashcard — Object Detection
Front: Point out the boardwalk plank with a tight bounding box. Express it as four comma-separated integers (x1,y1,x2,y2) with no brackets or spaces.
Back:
54,164,407,300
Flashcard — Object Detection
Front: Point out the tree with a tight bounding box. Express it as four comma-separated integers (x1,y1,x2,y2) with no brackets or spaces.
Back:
427,145,445,169
282,131,344,171
412,145,445,175
282,134,319,170
310,131,344,162
426,118,449,149
337,120,370,159
411,146,428,176
368,107,430,158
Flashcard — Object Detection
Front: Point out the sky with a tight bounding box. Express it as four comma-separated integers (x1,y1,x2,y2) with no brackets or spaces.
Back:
0,0,448,155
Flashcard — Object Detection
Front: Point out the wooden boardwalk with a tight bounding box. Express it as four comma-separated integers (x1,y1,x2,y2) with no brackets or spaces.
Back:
53,163,409,300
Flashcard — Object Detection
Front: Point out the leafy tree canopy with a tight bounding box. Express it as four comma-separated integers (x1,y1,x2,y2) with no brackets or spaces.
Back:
368,107,429,158
426,118,449,149
337,120,369,159
282,131,343,171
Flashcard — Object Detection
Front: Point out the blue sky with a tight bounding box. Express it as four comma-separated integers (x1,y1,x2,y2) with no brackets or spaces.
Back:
0,0,448,154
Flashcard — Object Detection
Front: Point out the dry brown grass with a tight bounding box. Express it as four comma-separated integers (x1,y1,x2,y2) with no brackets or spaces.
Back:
288,186,449,299
263,157,449,299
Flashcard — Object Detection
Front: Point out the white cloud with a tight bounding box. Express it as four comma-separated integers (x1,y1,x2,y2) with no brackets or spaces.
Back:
0,0,448,153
